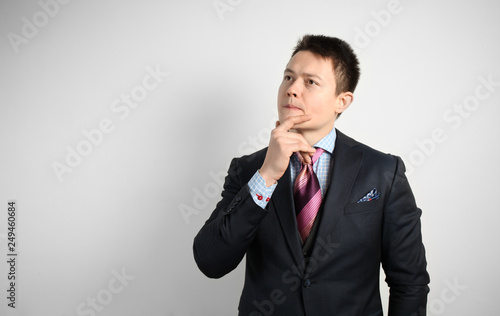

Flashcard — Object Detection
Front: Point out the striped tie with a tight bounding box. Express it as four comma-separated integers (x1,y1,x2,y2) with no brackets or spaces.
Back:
294,147,324,243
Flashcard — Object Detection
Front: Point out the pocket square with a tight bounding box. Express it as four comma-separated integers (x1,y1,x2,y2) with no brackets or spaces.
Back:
357,188,380,203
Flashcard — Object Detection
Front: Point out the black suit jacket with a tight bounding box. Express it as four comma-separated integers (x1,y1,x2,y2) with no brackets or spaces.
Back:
194,130,429,316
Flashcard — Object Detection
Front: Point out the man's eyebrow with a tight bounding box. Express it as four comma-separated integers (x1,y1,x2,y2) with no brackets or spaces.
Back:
284,68,323,81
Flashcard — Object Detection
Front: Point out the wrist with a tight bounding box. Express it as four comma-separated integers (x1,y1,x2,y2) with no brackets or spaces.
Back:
258,169,277,187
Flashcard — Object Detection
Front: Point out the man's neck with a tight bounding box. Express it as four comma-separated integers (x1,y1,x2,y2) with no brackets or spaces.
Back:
296,125,336,146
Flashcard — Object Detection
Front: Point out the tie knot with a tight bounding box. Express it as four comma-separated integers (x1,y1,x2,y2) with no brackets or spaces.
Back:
295,147,324,166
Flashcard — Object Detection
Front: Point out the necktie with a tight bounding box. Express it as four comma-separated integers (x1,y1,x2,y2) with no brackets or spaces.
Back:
294,147,324,243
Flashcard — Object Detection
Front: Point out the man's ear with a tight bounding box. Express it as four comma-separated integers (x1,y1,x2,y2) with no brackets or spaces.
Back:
335,92,354,115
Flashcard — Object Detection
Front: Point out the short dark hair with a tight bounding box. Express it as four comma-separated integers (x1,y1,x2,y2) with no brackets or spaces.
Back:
292,35,360,95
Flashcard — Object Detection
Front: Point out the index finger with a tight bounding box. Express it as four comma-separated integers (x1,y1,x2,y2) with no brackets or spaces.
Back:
276,115,312,132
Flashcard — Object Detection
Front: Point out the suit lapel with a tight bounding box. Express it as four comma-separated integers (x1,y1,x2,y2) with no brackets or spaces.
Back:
271,166,305,273
314,131,363,247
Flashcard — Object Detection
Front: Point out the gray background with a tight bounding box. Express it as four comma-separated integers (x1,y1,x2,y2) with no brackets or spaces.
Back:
1,0,499,315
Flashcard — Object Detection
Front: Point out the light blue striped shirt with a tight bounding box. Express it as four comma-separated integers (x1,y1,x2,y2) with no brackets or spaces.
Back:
248,128,336,208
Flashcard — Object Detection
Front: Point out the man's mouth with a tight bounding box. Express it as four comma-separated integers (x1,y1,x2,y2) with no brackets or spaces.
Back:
284,104,302,111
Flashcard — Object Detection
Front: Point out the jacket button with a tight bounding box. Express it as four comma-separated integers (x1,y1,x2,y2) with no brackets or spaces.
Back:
303,279,311,288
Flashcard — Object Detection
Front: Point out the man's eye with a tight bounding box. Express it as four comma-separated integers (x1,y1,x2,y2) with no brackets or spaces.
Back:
284,75,292,81
308,79,317,85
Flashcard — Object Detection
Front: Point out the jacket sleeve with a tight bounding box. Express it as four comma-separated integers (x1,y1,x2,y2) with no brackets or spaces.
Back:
193,157,269,278
382,156,430,316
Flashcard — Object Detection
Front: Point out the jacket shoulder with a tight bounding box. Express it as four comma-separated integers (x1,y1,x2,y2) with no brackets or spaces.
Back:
236,147,268,165
228,147,268,183
336,129,399,166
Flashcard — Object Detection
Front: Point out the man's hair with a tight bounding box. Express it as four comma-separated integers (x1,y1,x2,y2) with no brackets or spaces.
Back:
292,34,360,95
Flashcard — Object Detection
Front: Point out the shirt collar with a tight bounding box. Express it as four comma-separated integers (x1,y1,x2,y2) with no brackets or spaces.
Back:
313,128,336,155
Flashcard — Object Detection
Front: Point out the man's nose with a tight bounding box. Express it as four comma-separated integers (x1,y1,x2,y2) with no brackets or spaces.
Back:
286,82,299,98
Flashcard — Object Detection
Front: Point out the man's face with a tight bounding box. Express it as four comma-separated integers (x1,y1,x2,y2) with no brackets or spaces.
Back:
277,50,343,136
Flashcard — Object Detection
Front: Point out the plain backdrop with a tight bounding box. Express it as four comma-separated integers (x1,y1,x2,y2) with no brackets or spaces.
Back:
1,0,499,315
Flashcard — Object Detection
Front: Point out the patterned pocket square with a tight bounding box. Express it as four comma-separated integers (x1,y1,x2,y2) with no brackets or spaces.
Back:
357,188,380,203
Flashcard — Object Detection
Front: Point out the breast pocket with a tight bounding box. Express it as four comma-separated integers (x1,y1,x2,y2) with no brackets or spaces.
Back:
344,199,382,214
342,199,383,246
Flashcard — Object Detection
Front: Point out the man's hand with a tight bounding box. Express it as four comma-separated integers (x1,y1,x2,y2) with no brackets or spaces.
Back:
259,115,315,187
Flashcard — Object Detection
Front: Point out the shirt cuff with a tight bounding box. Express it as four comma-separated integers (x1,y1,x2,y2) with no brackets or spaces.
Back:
247,170,277,209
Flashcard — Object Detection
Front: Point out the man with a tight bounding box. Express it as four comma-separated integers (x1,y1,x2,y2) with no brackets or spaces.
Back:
193,35,429,316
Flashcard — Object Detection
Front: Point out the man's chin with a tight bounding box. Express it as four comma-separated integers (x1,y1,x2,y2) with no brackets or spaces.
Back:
288,123,311,134
291,121,310,129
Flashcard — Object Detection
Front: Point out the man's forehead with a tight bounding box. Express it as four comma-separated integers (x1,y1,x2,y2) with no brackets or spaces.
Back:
285,51,335,77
